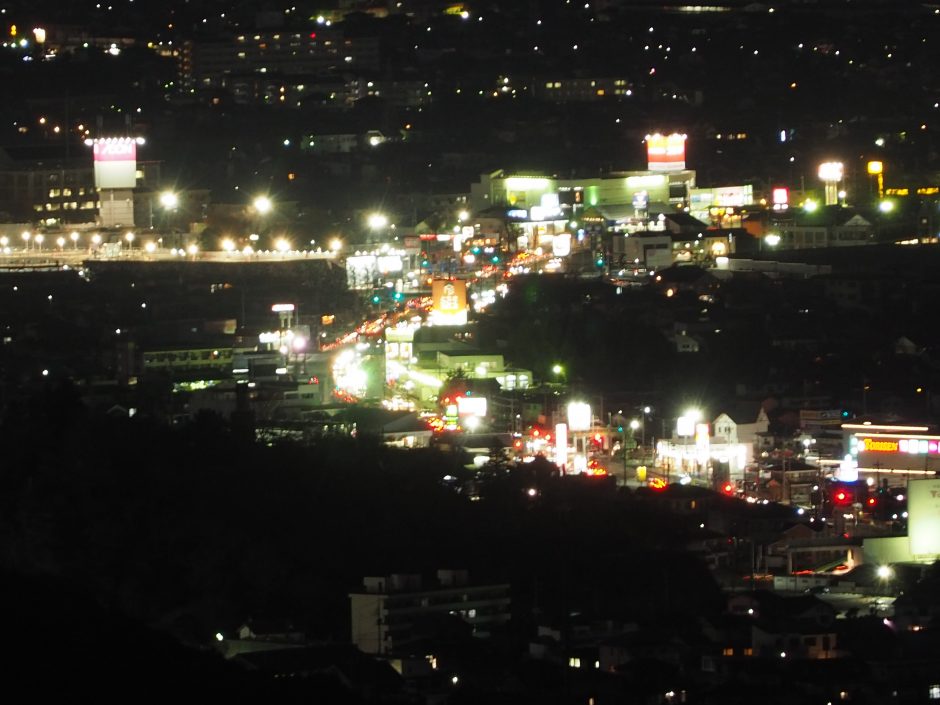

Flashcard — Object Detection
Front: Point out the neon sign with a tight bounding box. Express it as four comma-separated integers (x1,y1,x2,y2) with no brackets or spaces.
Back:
857,437,940,455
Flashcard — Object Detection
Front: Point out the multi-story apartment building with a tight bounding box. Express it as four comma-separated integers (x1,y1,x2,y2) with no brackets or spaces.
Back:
350,570,511,655
179,30,381,94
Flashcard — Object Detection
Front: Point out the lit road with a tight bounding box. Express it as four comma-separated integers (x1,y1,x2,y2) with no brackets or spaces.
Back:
0,248,340,269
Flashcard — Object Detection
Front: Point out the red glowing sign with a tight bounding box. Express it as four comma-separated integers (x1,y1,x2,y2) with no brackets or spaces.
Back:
645,132,687,172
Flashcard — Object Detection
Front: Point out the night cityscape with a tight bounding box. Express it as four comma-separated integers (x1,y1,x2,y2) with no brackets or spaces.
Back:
3,0,940,702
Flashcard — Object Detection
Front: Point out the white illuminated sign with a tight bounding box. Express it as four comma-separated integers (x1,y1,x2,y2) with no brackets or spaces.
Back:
567,402,592,432
555,423,568,470
909,478,940,558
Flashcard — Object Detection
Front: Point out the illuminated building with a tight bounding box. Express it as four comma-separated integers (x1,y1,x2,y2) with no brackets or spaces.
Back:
469,169,696,219
657,409,768,485
0,154,160,226
179,31,381,95
532,76,633,102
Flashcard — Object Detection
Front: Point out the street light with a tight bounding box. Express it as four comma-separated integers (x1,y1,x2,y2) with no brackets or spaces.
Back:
125,231,135,250
91,233,102,247
221,238,235,253
329,237,343,253
34,234,44,251
367,212,389,235
21,231,30,250
56,236,65,249
253,195,273,215
159,191,179,210
70,231,80,249
876,565,893,580
275,237,291,254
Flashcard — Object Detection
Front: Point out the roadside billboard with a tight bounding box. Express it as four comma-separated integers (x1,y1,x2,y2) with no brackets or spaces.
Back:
646,132,687,172
92,137,139,189
430,278,468,325
908,478,940,559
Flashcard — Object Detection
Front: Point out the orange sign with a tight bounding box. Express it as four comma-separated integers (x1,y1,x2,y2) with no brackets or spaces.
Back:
431,279,467,314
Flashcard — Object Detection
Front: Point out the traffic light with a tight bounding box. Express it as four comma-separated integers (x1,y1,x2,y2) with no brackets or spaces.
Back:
722,482,735,495
595,254,605,267
371,293,381,304
841,409,851,418
832,485,854,506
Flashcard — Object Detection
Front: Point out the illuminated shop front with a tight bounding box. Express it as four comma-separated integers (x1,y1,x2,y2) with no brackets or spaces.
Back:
656,422,751,485
843,423,940,481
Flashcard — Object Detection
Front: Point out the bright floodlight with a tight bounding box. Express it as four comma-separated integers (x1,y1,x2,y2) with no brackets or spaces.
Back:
764,233,781,247
275,238,291,252
253,196,273,215
159,191,179,209
221,238,235,252
803,199,819,213
878,200,894,213
187,243,199,255
552,364,563,375
458,210,469,222
329,238,343,252
144,241,156,253
877,565,893,580
367,212,389,230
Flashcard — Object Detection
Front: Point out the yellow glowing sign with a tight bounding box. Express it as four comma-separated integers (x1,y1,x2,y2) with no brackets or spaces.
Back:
861,438,899,452
867,160,883,175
